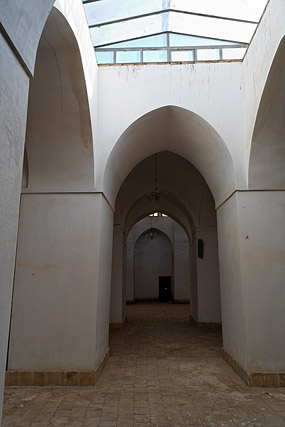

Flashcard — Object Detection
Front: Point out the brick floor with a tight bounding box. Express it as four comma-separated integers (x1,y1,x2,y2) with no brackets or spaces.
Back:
126,302,190,322
2,303,285,426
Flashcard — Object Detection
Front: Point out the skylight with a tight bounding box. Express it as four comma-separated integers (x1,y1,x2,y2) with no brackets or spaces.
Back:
83,0,269,64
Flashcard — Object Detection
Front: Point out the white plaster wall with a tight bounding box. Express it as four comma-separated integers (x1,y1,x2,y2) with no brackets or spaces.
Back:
218,190,285,372
237,191,285,372
0,34,30,417
93,197,114,366
217,194,248,368
196,230,221,323
173,223,190,302
110,226,124,323
122,246,127,322
134,230,172,300
8,194,110,371
126,239,135,302
190,239,198,321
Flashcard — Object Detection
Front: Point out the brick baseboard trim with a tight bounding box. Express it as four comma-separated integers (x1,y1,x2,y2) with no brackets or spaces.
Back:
5,348,110,387
109,320,126,330
189,314,222,331
222,348,285,387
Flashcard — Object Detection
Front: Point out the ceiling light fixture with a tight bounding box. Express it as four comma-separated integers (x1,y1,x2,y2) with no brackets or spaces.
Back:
147,215,156,240
147,154,168,202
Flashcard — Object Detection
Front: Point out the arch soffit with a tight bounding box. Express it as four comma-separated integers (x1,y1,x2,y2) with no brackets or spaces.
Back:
54,0,97,94
25,7,94,191
114,150,214,228
248,36,285,190
103,106,235,208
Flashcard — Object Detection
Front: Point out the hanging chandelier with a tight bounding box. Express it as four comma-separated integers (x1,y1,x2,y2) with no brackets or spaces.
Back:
147,154,168,201
147,215,156,240
148,228,156,240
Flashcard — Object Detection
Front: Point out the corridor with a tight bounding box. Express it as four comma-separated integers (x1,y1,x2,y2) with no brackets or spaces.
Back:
3,303,285,426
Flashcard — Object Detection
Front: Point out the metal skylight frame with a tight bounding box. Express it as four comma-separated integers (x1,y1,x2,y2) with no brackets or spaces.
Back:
82,0,269,64
95,32,247,64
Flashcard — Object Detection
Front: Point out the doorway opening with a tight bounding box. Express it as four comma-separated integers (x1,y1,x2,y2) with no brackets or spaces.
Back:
159,276,172,302
127,212,190,309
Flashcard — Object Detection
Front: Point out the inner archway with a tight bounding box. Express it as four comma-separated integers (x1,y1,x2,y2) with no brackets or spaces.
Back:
126,213,191,306
109,151,221,329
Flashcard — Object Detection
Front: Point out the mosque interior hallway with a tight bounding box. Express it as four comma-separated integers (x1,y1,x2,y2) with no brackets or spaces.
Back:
3,303,285,426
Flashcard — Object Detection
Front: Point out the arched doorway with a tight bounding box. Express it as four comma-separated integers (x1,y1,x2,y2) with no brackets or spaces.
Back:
126,213,191,305
134,227,173,301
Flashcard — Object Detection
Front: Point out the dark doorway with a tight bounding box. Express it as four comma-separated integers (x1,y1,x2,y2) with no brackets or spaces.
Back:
159,276,172,302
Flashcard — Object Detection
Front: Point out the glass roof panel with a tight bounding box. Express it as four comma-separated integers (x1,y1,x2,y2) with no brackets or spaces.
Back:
222,47,247,60
143,50,168,63
197,48,220,61
169,34,239,47
83,0,269,63
95,51,114,64
171,50,194,62
90,13,166,47
84,0,163,27
116,51,141,64
97,34,167,49
168,11,256,44
170,0,268,23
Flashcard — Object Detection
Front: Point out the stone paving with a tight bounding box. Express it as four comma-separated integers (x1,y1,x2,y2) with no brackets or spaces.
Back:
2,303,285,426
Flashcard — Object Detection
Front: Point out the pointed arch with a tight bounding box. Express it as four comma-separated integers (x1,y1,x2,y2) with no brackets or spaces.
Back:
103,106,235,207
